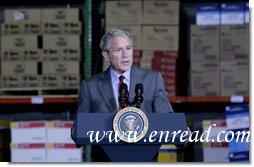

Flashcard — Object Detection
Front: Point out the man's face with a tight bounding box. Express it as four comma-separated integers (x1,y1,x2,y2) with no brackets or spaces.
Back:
103,36,133,74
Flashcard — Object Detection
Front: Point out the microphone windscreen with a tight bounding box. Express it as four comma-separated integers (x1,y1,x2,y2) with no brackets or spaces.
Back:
135,83,143,94
119,83,128,93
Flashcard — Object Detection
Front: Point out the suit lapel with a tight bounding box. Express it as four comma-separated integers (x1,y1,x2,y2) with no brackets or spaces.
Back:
129,66,143,104
98,68,118,113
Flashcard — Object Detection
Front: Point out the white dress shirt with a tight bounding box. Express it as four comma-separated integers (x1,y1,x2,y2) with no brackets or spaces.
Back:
110,67,131,108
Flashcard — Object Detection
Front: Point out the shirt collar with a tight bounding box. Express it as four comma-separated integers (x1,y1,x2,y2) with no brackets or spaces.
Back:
110,66,131,83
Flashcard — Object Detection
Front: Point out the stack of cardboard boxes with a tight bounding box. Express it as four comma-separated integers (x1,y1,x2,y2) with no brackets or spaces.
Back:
226,104,249,162
0,9,42,89
41,8,81,89
190,3,249,96
104,0,180,96
0,8,81,91
10,120,82,162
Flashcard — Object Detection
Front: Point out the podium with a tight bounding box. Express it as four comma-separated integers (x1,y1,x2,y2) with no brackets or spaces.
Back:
72,112,188,162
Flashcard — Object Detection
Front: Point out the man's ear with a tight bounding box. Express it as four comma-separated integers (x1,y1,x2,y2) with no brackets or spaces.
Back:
102,51,109,62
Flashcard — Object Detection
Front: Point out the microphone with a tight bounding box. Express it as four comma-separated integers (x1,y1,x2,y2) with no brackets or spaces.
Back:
118,83,129,109
133,83,143,109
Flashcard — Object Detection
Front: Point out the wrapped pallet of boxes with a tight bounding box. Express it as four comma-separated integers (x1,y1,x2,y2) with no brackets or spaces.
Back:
226,104,249,162
202,120,229,162
10,121,47,162
46,121,82,162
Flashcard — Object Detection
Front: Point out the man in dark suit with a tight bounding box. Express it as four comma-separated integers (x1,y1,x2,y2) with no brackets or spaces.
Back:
72,29,174,162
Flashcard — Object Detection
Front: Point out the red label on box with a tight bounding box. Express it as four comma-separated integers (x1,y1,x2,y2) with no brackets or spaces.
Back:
18,143,45,149
18,121,46,128
53,121,73,128
154,51,178,58
53,143,77,149
210,142,228,148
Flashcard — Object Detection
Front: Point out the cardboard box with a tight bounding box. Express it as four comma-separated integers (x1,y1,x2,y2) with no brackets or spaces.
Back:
220,25,249,60
1,35,38,49
61,49,81,61
221,3,245,25
42,8,79,22
221,60,249,96
42,74,80,89
42,49,62,61
11,143,46,162
62,22,82,35
46,121,74,143
190,61,220,96
22,22,42,34
106,1,142,25
0,49,20,61
4,9,42,23
0,75,41,89
1,23,23,35
142,26,179,51
226,104,249,131
46,143,82,162
202,119,227,139
106,25,142,50
42,49,80,61
1,22,41,35
196,4,220,25
42,22,62,34
42,61,79,74
10,121,46,143
190,25,220,61
43,35,80,49
1,49,41,61
143,0,179,25
203,142,229,162
152,64,176,72
1,61,38,75
42,22,82,35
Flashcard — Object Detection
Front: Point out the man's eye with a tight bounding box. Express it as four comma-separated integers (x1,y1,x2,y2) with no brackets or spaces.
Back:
126,47,132,50
115,49,121,52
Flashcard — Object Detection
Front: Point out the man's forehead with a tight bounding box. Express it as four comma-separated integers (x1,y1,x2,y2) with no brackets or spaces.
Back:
110,35,131,42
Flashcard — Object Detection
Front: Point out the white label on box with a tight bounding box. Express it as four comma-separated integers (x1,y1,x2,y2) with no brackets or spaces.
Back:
11,128,46,143
203,147,229,162
47,128,74,143
31,96,44,104
14,11,25,21
221,3,245,25
11,144,46,162
47,148,82,162
196,4,220,25
197,12,220,25
226,116,249,130
230,95,244,103
245,3,249,23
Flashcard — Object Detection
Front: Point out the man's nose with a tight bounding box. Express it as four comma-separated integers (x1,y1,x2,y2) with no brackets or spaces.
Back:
122,49,128,58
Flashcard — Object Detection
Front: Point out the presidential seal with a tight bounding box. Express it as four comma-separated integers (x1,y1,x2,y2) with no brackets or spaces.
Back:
113,107,149,143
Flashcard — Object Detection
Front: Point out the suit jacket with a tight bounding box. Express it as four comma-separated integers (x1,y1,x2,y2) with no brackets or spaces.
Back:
72,66,174,161
77,66,174,114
